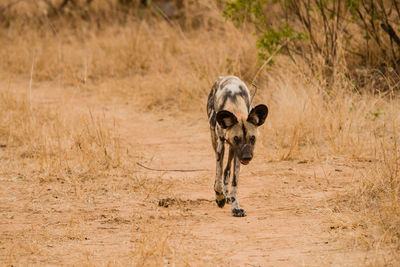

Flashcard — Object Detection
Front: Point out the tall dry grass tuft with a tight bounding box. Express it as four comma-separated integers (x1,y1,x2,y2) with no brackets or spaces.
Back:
257,61,389,162
339,99,400,263
0,87,129,181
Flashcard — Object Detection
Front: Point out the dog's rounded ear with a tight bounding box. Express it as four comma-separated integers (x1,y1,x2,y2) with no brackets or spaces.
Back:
216,110,238,129
247,104,268,126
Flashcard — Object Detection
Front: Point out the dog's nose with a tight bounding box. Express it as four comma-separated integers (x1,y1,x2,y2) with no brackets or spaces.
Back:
241,144,252,160
241,155,252,161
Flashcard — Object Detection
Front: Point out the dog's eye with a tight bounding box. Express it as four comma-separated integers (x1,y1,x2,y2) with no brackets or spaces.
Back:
234,136,240,144
250,135,256,144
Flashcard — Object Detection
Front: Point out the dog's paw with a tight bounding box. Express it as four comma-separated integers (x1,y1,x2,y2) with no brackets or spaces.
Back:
215,198,226,208
215,191,226,208
232,208,246,217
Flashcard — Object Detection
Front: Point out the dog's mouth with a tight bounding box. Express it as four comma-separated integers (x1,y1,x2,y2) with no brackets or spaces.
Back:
240,160,250,165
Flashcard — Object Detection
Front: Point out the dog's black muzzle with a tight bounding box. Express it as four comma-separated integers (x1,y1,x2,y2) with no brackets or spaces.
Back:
239,144,253,165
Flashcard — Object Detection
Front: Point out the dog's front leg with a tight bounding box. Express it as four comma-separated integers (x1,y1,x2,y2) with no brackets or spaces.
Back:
224,147,234,202
231,156,246,217
214,136,226,208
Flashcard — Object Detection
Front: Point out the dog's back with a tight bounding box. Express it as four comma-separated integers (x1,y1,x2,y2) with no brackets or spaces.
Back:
207,76,251,130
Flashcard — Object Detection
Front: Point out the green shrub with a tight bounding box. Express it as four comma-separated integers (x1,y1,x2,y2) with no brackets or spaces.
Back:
223,0,400,89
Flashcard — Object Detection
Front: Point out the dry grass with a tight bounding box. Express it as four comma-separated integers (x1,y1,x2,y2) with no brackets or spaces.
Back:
0,0,258,111
0,0,399,265
261,65,392,161
0,87,127,181
131,214,225,265
261,62,400,263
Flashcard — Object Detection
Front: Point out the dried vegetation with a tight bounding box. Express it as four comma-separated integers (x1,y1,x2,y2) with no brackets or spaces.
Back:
0,0,399,265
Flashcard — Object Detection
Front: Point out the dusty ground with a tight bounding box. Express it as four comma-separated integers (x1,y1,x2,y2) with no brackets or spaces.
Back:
0,81,372,266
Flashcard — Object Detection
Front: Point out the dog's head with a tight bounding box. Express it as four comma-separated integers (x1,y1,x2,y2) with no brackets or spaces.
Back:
216,104,268,165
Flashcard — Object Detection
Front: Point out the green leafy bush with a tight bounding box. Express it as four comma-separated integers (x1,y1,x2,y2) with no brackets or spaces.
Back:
223,0,400,89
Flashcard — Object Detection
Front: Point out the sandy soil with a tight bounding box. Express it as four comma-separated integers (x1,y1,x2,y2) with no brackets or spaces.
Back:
0,82,369,266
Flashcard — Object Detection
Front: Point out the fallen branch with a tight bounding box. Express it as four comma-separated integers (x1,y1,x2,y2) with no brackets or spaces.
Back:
136,162,211,172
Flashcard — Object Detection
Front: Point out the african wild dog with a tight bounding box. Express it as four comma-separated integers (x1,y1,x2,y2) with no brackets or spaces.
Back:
207,76,268,217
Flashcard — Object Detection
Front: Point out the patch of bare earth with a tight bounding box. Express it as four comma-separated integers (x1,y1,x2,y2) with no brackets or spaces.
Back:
0,82,373,265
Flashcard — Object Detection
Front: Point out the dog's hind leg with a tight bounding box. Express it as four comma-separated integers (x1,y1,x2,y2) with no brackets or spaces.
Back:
214,136,226,208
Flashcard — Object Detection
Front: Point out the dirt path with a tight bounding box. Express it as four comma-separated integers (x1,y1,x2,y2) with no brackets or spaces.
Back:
1,82,366,266
115,106,365,266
